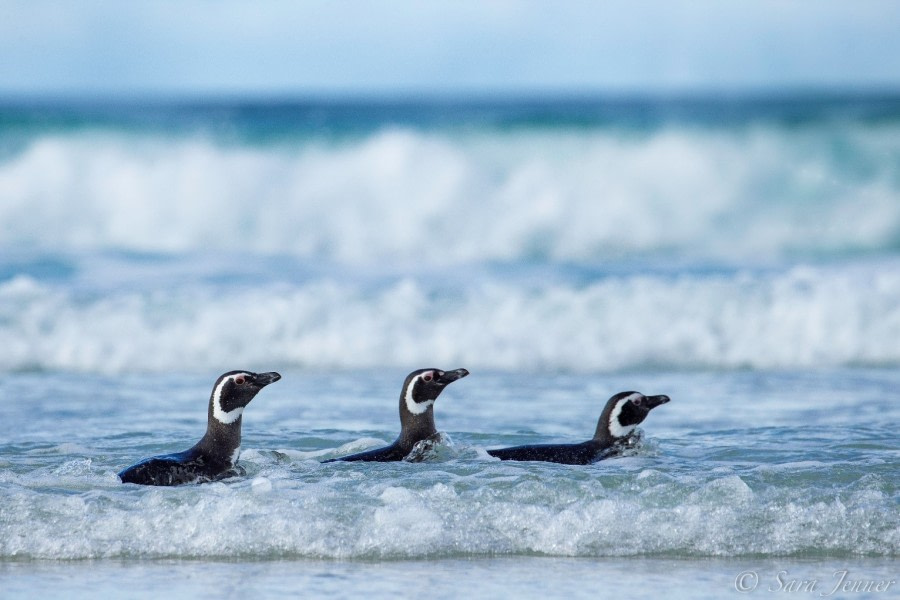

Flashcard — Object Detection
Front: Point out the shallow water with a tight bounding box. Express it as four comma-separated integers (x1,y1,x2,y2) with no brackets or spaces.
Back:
1,369,897,563
2,369,898,597
1,97,899,596
2,557,898,599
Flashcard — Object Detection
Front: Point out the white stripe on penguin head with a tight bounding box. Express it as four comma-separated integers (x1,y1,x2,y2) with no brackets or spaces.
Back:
607,392,643,439
212,373,251,425
404,371,435,415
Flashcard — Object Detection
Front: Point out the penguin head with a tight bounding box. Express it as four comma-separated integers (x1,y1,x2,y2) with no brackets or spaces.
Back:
596,391,670,442
210,370,282,425
401,368,470,416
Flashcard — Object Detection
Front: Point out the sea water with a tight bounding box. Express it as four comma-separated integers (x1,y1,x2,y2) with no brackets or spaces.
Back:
0,97,898,598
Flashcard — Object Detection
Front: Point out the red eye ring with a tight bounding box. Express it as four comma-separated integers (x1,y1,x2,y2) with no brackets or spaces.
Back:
422,373,433,382
235,376,247,385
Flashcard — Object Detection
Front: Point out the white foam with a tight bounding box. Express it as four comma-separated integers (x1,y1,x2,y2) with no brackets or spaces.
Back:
0,470,895,560
1,126,899,262
3,261,900,373
250,477,272,494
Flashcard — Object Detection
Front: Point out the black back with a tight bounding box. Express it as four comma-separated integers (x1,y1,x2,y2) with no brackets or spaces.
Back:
487,391,670,464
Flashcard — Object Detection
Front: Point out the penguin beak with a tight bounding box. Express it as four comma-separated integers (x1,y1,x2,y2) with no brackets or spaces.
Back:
436,368,469,385
254,372,282,387
645,394,670,410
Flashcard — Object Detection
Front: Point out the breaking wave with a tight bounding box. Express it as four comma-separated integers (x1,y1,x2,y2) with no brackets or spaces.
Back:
1,446,895,560
1,123,899,262
2,260,899,373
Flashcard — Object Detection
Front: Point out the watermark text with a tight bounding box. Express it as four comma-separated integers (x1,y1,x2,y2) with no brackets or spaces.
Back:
734,570,896,596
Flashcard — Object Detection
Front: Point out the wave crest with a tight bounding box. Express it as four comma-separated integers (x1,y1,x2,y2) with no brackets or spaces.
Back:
1,126,899,261
2,262,899,373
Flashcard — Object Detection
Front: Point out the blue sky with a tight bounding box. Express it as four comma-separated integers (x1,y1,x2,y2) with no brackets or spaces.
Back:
2,1,899,96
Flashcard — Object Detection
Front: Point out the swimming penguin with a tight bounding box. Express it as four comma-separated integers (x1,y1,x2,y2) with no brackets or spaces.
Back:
324,368,469,462
486,391,670,464
118,370,281,486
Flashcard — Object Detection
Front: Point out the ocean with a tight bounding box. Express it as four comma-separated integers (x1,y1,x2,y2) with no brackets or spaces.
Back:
0,95,898,598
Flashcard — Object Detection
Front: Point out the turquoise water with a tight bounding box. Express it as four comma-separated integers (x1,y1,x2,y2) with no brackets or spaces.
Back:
0,97,898,597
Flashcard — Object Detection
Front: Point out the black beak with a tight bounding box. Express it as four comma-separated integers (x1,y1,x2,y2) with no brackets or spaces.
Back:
645,394,670,410
254,372,282,387
437,368,469,385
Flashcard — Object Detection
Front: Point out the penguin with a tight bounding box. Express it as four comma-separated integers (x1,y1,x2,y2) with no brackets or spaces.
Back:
118,370,281,486
486,391,670,464
323,368,469,462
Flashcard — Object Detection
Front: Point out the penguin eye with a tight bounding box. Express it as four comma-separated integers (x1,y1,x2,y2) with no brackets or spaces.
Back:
422,373,433,382
234,376,247,385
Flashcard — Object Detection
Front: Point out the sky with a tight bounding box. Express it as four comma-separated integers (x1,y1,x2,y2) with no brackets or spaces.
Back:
1,1,899,97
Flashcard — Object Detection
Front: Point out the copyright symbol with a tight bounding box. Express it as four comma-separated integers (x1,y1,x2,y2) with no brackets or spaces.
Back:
735,570,759,593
